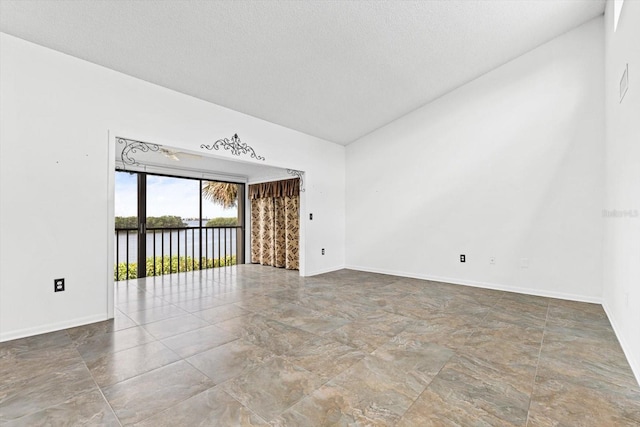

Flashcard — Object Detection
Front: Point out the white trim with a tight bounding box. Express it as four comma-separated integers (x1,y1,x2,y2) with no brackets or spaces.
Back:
304,265,346,277
602,302,640,386
298,185,307,277
0,314,107,343
344,264,603,304
107,132,116,319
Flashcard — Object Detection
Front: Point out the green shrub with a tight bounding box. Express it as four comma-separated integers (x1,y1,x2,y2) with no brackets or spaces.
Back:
114,255,237,281
205,217,238,227
115,216,187,229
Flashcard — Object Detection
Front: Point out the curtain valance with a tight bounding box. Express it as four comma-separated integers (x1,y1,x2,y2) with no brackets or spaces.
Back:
249,178,300,199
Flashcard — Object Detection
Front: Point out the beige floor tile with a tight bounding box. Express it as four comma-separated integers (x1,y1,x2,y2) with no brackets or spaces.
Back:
233,295,282,312
398,382,525,427
173,295,228,312
194,303,249,323
471,319,544,346
0,330,72,357
132,387,267,426
3,267,638,426
2,390,119,427
117,296,174,314
273,382,388,427
0,362,97,422
528,373,640,427
187,339,272,384
86,341,181,387
284,335,367,382
223,356,324,422
142,313,210,340
127,303,188,325
263,303,351,335
74,326,156,363
326,312,412,353
66,310,137,341
215,314,317,355
103,361,214,425
160,324,237,358
330,339,452,424
0,344,83,387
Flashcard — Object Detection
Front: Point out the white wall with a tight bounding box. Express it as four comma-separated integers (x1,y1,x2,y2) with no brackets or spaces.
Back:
603,0,640,383
346,18,605,302
0,33,345,341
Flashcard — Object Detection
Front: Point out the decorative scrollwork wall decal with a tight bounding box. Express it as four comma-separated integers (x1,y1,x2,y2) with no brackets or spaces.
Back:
200,133,265,161
287,169,305,192
117,137,160,168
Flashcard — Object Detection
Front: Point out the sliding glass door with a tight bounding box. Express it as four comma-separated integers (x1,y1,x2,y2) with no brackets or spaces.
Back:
114,171,244,280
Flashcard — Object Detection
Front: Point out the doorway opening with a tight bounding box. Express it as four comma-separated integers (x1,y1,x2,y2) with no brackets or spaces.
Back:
114,171,245,280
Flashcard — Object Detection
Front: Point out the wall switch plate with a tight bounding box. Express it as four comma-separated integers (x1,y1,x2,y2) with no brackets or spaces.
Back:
322,248,325,255
54,278,65,292
489,257,496,265
460,254,466,263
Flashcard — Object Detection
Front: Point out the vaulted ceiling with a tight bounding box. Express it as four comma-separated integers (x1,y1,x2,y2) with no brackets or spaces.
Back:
0,0,605,145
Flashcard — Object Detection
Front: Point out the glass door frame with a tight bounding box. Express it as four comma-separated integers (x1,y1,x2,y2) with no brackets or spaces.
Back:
115,169,245,279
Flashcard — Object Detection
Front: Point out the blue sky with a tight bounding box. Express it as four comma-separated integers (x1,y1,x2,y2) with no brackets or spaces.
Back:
115,172,237,219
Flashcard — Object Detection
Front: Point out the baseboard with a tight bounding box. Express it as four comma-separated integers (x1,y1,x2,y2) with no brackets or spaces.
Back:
0,313,108,343
602,302,640,387
304,265,346,277
344,264,602,304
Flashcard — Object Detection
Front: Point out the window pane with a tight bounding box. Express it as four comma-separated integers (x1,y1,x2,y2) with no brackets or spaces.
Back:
201,181,239,226
115,171,137,228
146,175,199,228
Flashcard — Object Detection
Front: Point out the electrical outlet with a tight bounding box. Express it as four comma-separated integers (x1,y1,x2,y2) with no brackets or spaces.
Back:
54,278,65,292
460,254,466,263
309,213,313,220
489,257,496,265
321,248,325,255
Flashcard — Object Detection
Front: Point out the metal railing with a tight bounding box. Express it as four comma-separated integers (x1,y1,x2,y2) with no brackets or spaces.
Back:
114,226,241,281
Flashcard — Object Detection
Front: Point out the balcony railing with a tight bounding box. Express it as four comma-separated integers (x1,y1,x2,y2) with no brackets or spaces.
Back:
114,226,241,281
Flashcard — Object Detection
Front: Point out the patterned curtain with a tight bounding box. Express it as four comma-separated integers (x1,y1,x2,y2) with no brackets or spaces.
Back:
250,178,300,270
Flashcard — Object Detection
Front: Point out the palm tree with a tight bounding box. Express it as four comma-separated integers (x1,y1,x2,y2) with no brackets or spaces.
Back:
202,181,238,209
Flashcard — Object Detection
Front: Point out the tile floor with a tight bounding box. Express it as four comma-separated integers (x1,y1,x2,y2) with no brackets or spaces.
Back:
1,266,639,426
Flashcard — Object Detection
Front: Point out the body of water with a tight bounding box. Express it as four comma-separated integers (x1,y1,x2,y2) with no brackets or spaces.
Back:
115,221,239,264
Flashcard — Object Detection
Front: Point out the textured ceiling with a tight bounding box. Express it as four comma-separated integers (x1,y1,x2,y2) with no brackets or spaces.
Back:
0,0,605,145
